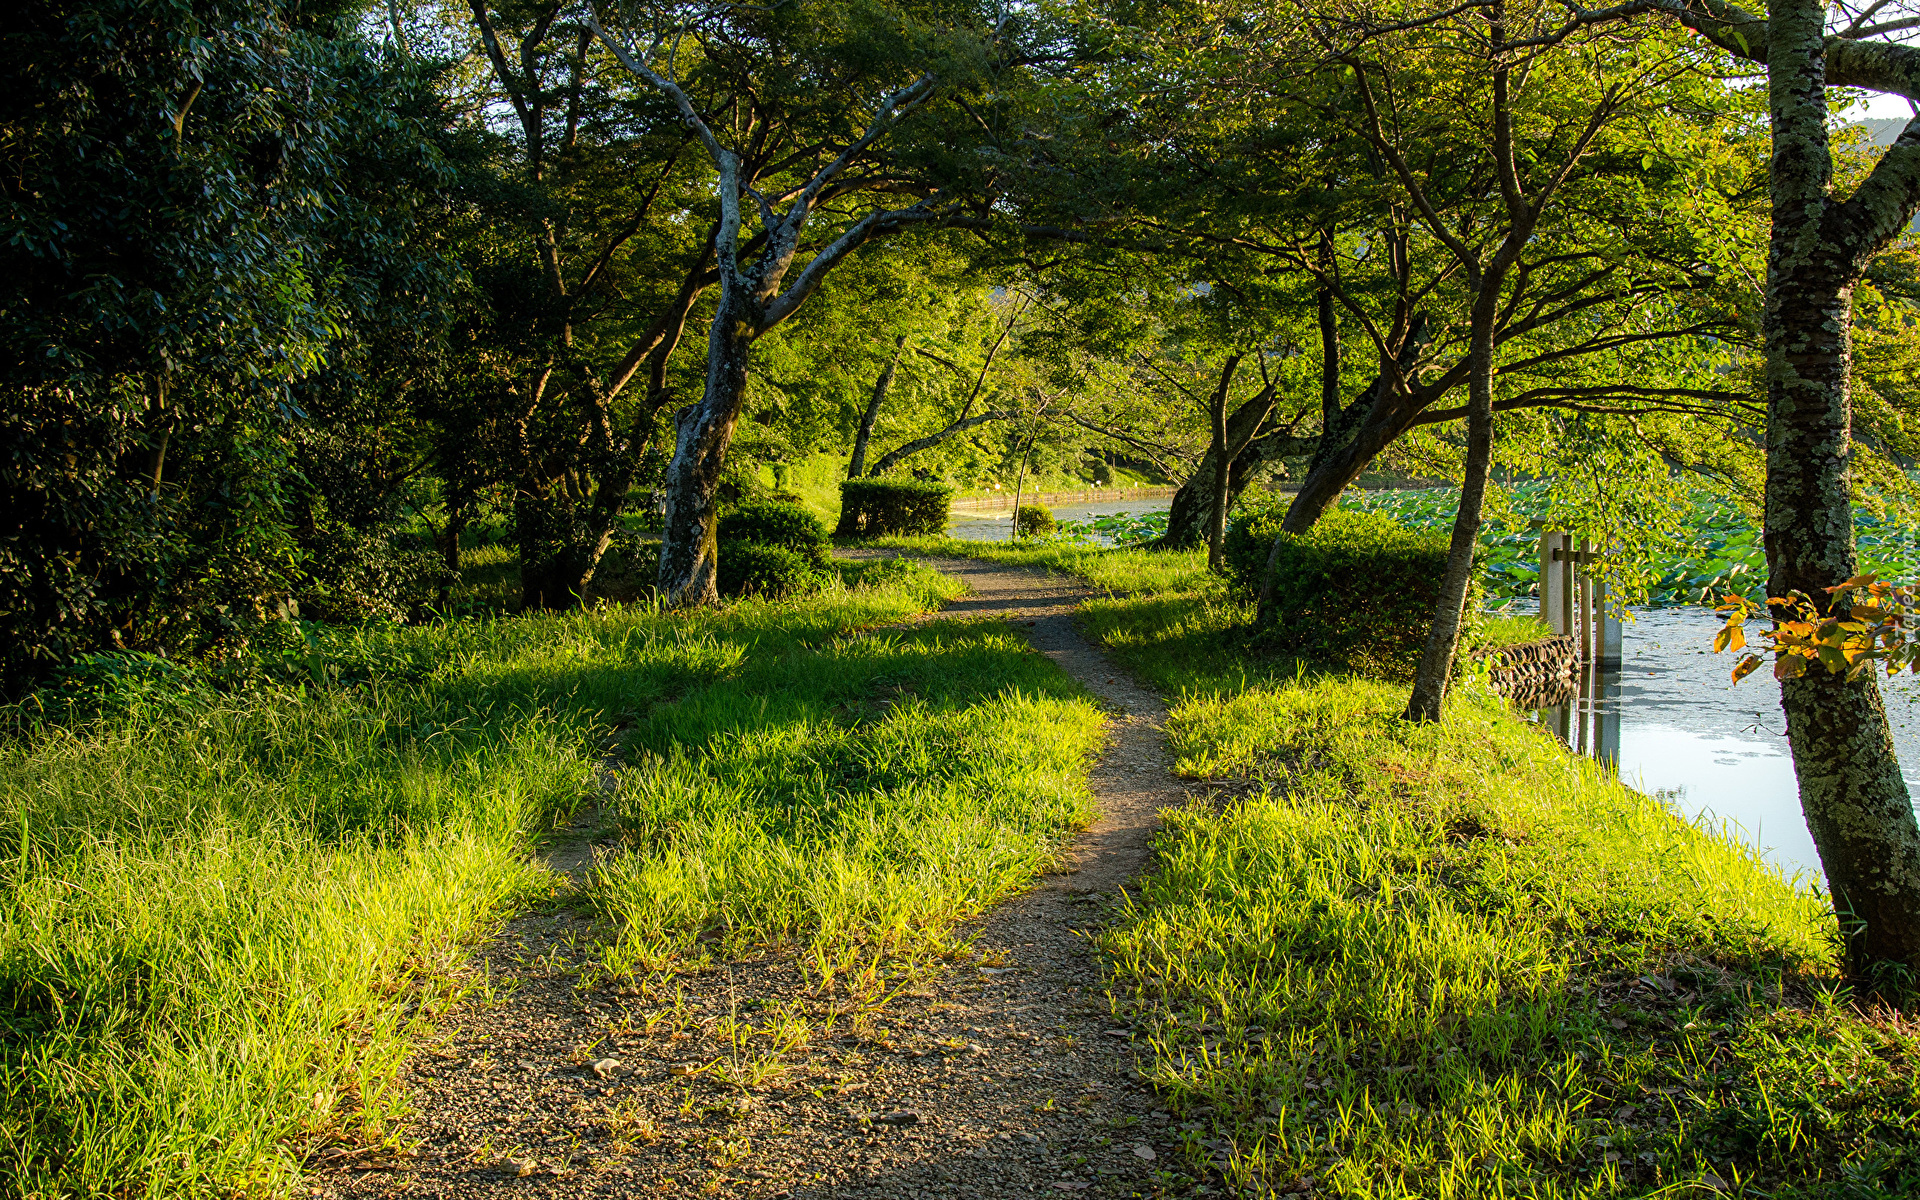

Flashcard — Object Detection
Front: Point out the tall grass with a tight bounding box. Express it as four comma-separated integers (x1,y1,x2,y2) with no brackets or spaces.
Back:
0,561,966,1197
1016,543,1920,1196
595,617,1104,979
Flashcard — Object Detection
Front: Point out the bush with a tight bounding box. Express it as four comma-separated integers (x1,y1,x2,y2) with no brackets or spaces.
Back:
838,478,951,537
1224,495,1475,679
719,499,831,568
1014,504,1056,537
716,542,823,599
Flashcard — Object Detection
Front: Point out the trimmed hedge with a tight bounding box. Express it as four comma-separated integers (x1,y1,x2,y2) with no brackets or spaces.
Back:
716,499,828,598
719,499,830,568
1014,503,1055,537
1224,494,1476,679
716,542,821,599
838,478,951,537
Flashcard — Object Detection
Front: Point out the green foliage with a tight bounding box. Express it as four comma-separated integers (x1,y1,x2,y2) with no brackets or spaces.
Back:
1225,497,1465,678
719,500,832,569
1013,503,1056,537
716,499,833,598
838,479,953,537
716,544,824,599
0,1,462,689
1354,484,1920,605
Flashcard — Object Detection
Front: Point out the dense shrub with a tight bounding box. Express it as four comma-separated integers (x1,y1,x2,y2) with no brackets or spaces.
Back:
719,500,831,568
838,479,951,537
1014,504,1056,537
1224,494,1475,678
716,543,823,598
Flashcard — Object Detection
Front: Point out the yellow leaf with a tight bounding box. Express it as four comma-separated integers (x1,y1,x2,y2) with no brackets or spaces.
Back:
1731,654,1763,683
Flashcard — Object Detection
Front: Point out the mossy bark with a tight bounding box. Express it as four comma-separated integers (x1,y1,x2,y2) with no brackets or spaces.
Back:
1761,0,1920,981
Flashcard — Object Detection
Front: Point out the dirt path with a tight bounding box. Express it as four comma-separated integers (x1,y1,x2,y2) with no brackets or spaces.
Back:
322,557,1190,1200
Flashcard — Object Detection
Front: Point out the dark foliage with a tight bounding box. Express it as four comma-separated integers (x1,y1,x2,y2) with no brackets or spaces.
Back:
1225,498,1475,679
838,479,953,537
719,500,832,568
716,543,824,599
0,1,460,691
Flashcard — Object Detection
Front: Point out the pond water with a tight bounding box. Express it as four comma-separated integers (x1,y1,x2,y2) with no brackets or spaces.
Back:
1531,604,1920,884
945,499,1172,543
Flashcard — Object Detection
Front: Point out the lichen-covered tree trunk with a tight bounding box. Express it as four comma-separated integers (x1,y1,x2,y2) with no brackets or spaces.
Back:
1762,0,1920,981
657,288,756,607
1160,429,1279,548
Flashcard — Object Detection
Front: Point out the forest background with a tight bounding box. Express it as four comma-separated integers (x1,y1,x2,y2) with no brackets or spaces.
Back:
22,0,1920,686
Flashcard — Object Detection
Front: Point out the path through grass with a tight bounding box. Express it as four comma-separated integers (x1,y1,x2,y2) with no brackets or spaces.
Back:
910,537,1920,1197
0,560,1109,1197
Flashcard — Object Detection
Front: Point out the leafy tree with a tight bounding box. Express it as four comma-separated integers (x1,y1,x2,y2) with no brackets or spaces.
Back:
0,0,458,687
587,0,1060,604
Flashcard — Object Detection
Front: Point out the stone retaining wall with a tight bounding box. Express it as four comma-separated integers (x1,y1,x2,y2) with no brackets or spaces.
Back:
1473,635,1578,707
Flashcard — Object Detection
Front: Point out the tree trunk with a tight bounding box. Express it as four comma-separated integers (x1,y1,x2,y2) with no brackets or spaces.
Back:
1279,314,1430,537
1009,432,1034,540
1403,310,1494,722
441,499,467,576
656,288,756,607
1162,432,1281,548
1763,0,1920,982
837,336,906,536
1204,356,1244,571
515,487,599,610
848,337,905,480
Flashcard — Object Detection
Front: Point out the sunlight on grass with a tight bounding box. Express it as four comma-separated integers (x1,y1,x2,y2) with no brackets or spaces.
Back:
1067,565,1919,1197
0,561,967,1196
595,618,1103,979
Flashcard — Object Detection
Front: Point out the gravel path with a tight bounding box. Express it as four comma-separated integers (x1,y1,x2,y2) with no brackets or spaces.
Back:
320,556,1191,1200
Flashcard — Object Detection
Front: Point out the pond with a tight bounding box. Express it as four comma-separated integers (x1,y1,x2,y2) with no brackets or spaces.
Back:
946,498,1173,544
1532,603,1920,884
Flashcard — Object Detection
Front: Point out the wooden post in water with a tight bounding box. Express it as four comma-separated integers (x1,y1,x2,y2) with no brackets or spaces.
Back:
1540,530,1572,636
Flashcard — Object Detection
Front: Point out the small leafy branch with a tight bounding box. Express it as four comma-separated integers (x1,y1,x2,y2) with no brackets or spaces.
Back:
1715,575,1920,683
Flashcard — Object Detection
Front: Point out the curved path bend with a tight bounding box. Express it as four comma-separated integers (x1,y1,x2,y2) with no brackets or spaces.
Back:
323,556,1188,1200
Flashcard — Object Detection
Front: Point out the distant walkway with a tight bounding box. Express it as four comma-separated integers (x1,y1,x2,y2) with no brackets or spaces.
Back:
949,485,1176,511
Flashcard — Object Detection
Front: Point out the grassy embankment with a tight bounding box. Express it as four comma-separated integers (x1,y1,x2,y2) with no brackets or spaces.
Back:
910,537,1918,1198
0,559,1102,1197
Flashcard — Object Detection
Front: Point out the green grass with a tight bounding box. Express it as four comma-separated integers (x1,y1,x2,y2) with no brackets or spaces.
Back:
956,539,1919,1198
594,615,1103,982
1477,612,1555,651
0,560,989,1197
863,534,1225,599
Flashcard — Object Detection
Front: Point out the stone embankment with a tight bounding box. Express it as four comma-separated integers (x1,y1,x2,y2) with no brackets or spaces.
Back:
1475,635,1578,707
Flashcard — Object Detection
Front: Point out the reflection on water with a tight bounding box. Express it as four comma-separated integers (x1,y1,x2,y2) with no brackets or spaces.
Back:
1530,605,1920,882
946,498,1172,544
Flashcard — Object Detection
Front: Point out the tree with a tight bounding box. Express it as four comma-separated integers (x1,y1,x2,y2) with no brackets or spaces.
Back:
1638,0,1920,983
0,0,459,687
587,0,1011,605
451,0,717,609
